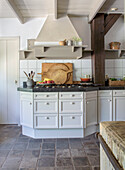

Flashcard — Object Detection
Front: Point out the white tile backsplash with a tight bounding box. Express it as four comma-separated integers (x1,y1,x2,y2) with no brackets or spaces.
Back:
20,59,125,84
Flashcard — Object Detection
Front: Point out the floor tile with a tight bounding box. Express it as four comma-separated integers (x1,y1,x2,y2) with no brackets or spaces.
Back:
42,143,55,150
56,167,74,170
88,156,100,166
56,157,72,167
29,138,42,143
27,142,41,150
37,157,55,167
23,150,40,158
40,150,55,157
73,157,89,167
7,150,24,158
75,167,92,170
16,137,29,143
71,149,86,157
2,158,22,169
0,157,6,167
70,142,84,149
19,168,36,170
43,139,56,143
12,143,28,150
56,149,70,158
0,143,13,150
85,149,99,157
56,141,69,149
0,150,10,157
92,166,100,170
37,167,55,170
20,158,37,168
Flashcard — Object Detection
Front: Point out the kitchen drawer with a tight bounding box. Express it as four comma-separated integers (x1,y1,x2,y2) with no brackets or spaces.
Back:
20,92,33,100
59,100,83,114
84,91,97,99
59,92,83,99
34,114,58,129
59,114,83,128
98,90,112,97
34,100,58,114
113,90,125,97
34,92,58,100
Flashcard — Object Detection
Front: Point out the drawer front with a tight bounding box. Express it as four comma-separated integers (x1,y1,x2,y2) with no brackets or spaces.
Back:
84,91,97,99
98,90,112,97
59,100,83,113
34,93,58,100
59,92,83,99
20,92,33,100
59,114,83,128
113,90,125,97
34,114,58,129
34,100,58,114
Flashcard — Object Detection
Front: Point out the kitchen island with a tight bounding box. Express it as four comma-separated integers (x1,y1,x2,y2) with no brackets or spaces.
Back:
18,86,125,138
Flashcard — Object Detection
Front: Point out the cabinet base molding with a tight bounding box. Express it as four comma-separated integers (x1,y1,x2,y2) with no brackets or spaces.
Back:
22,126,84,138
84,125,98,137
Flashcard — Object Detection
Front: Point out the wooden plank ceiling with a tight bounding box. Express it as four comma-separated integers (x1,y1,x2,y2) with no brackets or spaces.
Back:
0,0,123,23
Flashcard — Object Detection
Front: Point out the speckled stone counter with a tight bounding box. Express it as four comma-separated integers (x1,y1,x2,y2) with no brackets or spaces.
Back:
100,121,125,170
17,86,125,92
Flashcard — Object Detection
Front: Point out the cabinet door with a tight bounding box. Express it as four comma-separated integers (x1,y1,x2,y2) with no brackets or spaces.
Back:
20,99,33,128
113,97,125,121
84,98,97,128
98,97,112,123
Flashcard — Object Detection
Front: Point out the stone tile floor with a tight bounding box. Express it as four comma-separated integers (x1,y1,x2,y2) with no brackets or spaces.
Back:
0,125,100,170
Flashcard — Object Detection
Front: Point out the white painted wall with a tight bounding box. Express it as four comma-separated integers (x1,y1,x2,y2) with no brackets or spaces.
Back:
105,16,125,49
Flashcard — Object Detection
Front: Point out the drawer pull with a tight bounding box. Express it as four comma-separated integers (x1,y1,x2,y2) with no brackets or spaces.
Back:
46,117,50,120
71,102,75,105
72,116,75,119
45,103,49,105
86,101,89,104
30,102,32,105
46,95,49,97
108,100,111,102
72,94,75,97
35,95,37,97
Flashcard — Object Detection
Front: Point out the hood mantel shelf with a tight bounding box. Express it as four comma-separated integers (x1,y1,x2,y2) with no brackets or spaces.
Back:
34,45,88,59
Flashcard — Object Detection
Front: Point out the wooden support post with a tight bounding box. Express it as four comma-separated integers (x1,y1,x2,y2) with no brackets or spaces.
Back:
91,14,105,85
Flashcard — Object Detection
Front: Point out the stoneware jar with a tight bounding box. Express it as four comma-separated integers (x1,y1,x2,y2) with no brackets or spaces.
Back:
27,79,34,87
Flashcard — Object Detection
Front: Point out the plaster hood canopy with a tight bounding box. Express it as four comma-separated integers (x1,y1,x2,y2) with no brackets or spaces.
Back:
35,15,80,45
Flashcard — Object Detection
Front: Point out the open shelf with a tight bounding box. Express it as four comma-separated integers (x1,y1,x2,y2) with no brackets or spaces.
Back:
105,49,125,57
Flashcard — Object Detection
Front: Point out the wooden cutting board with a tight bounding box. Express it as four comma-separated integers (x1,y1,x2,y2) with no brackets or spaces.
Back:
38,63,73,84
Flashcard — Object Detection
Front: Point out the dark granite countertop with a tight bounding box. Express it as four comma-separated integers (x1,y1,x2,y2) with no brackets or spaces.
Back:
17,86,125,92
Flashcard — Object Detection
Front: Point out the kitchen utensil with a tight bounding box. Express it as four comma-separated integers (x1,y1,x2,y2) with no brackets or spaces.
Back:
80,78,90,82
27,79,34,87
37,63,73,84
109,42,121,49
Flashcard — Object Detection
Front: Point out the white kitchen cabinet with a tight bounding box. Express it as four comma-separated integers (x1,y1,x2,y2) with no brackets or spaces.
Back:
84,91,97,128
59,114,83,128
20,92,33,128
34,114,58,129
113,97,125,121
98,90,113,123
113,90,125,121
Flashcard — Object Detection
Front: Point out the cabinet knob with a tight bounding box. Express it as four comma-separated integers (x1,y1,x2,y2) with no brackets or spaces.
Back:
72,116,75,119
45,103,49,105
46,95,49,97
86,101,89,104
35,95,37,97
72,94,75,97
30,102,32,105
108,100,111,102
71,102,75,105
46,117,50,119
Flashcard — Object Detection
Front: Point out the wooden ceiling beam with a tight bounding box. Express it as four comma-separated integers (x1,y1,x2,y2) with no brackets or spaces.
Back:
54,0,57,19
104,14,121,35
89,0,106,22
5,0,24,24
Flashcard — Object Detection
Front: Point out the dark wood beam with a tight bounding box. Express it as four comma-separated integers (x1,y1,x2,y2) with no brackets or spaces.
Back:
91,13,105,85
104,14,121,35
